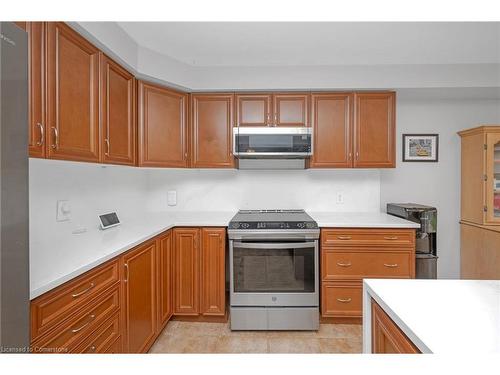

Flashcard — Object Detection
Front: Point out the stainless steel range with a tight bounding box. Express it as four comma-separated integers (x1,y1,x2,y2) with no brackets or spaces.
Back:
227,209,320,331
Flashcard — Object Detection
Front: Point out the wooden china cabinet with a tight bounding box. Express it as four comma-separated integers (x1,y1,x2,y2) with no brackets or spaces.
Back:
459,125,500,279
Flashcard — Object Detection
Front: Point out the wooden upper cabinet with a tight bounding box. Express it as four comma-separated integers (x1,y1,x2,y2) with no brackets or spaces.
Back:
156,230,173,332
310,93,352,168
122,241,157,353
20,22,46,158
100,54,136,166
138,81,188,167
273,93,310,127
200,228,226,316
173,228,200,315
191,94,234,168
46,22,100,162
235,94,272,127
353,92,395,168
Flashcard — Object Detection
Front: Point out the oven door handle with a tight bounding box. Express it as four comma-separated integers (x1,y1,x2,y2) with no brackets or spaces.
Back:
232,242,315,249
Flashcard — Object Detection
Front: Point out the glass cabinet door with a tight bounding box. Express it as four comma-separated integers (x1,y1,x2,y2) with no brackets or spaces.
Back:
486,133,500,223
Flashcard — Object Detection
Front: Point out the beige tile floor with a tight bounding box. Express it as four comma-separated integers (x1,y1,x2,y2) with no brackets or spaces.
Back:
149,321,363,354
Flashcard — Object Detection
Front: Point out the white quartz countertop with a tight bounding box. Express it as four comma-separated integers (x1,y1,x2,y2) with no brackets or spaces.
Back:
363,279,500,354
30,211,418,300
30,211,234,300
309,212,420,228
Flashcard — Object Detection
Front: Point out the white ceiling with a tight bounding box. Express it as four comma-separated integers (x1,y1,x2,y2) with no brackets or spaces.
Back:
117,22,500,67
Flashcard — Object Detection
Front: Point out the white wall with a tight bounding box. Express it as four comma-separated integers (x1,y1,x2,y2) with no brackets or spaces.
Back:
29,159,149,254
380,98,500,279
145,169,380,213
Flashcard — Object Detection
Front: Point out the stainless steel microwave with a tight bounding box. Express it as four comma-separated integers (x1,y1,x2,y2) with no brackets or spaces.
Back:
233,127,312,159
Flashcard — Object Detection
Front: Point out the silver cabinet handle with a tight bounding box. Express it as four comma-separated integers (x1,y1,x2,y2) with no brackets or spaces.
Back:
124,263,128,283
337,298,352,303
337,236,352,240
51,126,58,149
104,138,110,156
71,314,95,333
266,113,271,127
87,345,96,353
356,151,359,159
71,282,95,298
383,263,399,268
384,236,399,240
233,241,315,250
336,261,352,267
274,113,278,126
36,123,44,146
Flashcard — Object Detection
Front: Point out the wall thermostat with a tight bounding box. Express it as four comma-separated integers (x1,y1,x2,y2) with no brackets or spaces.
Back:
99,212,120,230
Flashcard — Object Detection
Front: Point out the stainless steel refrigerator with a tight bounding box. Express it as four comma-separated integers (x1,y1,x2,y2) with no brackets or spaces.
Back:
0,22,29,352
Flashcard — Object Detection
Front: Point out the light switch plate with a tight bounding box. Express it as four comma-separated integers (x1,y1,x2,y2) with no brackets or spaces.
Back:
167,190,177,206
56,200,71,221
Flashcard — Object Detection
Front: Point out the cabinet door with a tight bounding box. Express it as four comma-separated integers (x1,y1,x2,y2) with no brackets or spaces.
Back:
273,93,310,127
191,94,234,168
46,22,100,162
201,228,226,316
310,93,352,168
20,22,46,158
156,231,173,332
122,241,157,353
235,94,272,127
100,54,136,166
173,228,200,315
485,133,500,224
138,81,188,167
371,300,420,353
353,92,395,168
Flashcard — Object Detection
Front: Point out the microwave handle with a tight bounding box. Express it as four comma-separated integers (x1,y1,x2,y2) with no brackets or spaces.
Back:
232,242,315,250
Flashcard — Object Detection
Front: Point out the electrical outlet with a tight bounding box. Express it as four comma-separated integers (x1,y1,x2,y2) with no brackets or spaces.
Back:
167,190,177,206
336,193,344,205
56,200,71,221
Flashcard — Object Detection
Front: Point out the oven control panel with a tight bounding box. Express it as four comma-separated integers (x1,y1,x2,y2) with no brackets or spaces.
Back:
229,221,318,230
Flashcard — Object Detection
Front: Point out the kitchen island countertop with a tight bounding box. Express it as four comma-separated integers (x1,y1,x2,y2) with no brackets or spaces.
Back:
363,279,500,353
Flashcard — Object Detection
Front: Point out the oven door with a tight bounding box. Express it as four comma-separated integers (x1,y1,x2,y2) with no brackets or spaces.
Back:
229,240,319,307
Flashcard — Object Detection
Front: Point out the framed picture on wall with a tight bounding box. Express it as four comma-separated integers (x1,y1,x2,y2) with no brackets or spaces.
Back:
402,134,439,162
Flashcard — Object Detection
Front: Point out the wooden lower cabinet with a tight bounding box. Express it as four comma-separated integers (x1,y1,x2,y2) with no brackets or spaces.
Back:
156,230,173,332
173,228,200,315
173,227,227,318
320,228,415,321
122,240,157,353
201,228,226,316
30,226,225,353
371,299,420,354
460,223,500,279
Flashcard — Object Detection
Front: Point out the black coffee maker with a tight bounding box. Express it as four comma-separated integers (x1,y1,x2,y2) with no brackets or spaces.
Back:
387,203,438,279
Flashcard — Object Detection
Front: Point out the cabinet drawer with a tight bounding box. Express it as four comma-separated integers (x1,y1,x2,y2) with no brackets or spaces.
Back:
321,282,362,318
322,249,413,280
72,312,121,353
103,336,123,353
31,259,119,340
32,285,120,353
321,229,415,248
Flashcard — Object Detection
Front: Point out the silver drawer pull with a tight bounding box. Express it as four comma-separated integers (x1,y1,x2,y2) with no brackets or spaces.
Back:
384,236,399,240
336,261,352,267
71,314,95,333
71,282,95,298
383,263,399,268
337,236,352,240
51,126,58,149
337,298,352,303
